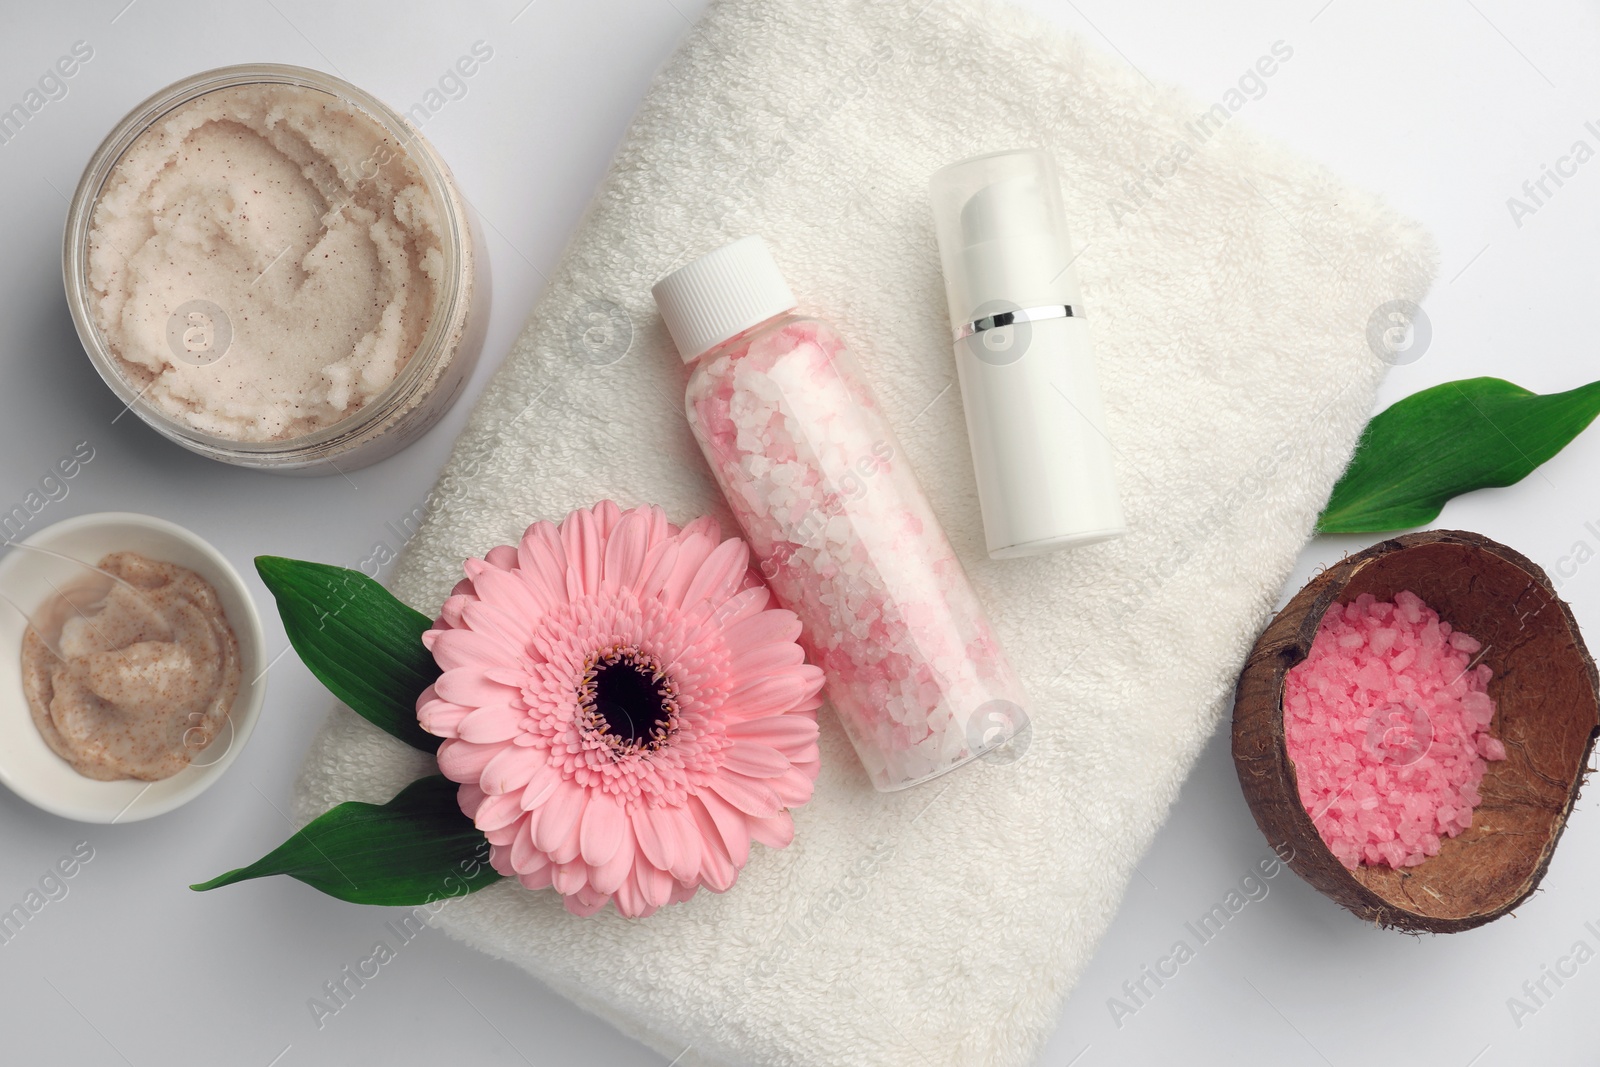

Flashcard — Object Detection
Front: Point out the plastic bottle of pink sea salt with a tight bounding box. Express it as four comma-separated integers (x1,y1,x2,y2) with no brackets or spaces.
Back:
652,236,1029,791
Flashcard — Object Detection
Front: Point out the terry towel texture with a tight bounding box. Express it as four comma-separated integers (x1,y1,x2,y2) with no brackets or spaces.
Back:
295,0,1436,1063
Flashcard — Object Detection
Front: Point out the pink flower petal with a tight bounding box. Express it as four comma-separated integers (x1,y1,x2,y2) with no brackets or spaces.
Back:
436,739,501,783
548,789,588,865
467,550,540,601
681,538,749,618
435,668,521,708
722,669,821,719
695,789,751,867
655,806,701,884
518,866,554,891
612,867,644,917
564,885,610,917
708,586,769,632
707,772,783,819
768,767,815,808
587,816,636,896
679,515,720,541
720,741,792,778
461,563,547,635
534,780,587,855
488,842,517,877
435,592,471,631
484,545,518,570
640,505,673,549
516,521,569,610
723,609,804,656
630,804,676,873
635,860,673,910
701,853,736,893
456,782,486,820
551,859,588,895
510,818,542,872
519,761,563,810
517,799,543,845
728,641,805,678
473,790,524,832
748,812,795,850
561,507,602,599
580,791,626,867
725,715,819,752
657,529,716,610
634,538,680,602
602,510,651,593
427,628,521,672
549,821,584,866
456,702,528,744
592,499,622,538
687,798,739,892
482,665,527,688
480,743,548,796
417,692,473,739
460,601,536,660
794,664,826,702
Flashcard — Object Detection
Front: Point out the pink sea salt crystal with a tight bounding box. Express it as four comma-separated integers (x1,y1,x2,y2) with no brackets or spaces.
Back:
1282,590,1505,870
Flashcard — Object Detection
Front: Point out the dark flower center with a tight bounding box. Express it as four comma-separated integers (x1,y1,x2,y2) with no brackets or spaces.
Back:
578,645,679,756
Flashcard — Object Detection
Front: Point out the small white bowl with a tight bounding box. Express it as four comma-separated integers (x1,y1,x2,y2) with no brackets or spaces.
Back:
0,512,266,822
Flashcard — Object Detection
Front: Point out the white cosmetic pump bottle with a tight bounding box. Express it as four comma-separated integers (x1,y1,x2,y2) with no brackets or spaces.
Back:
930,149,1125,559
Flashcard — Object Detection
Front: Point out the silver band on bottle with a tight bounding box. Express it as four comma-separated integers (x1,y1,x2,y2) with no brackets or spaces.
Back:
953,304,1079,341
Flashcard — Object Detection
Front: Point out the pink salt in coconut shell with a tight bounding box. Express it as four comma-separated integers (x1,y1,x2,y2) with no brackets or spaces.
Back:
1234,529,1599,932
1283,590,1506,870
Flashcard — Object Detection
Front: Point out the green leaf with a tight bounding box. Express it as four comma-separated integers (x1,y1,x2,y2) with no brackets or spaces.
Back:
256,556,441,752
190,776,500,905
1318,377,1600,533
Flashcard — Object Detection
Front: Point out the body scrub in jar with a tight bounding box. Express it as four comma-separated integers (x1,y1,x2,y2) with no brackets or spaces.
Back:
64,65,485,473
653,237,1029,791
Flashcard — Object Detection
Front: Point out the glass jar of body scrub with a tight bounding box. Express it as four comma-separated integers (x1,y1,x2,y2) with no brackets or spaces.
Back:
63,65,485,474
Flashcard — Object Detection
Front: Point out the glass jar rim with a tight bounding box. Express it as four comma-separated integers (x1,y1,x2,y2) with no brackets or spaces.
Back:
62,63,473,461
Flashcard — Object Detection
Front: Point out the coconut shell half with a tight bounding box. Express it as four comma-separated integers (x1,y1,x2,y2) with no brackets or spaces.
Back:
1233,530,1599,932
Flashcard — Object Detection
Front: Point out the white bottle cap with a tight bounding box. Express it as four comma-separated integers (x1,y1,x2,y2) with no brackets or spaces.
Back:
651,236,798,361
929,149,1084,330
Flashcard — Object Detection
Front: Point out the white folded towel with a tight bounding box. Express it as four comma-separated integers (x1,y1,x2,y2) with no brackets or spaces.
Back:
294,0,1435,1063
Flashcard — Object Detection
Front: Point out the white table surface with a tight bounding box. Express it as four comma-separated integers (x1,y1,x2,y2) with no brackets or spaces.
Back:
2,1,1596,1064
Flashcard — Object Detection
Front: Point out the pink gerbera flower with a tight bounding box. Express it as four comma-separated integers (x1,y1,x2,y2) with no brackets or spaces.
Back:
417,500,824,918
